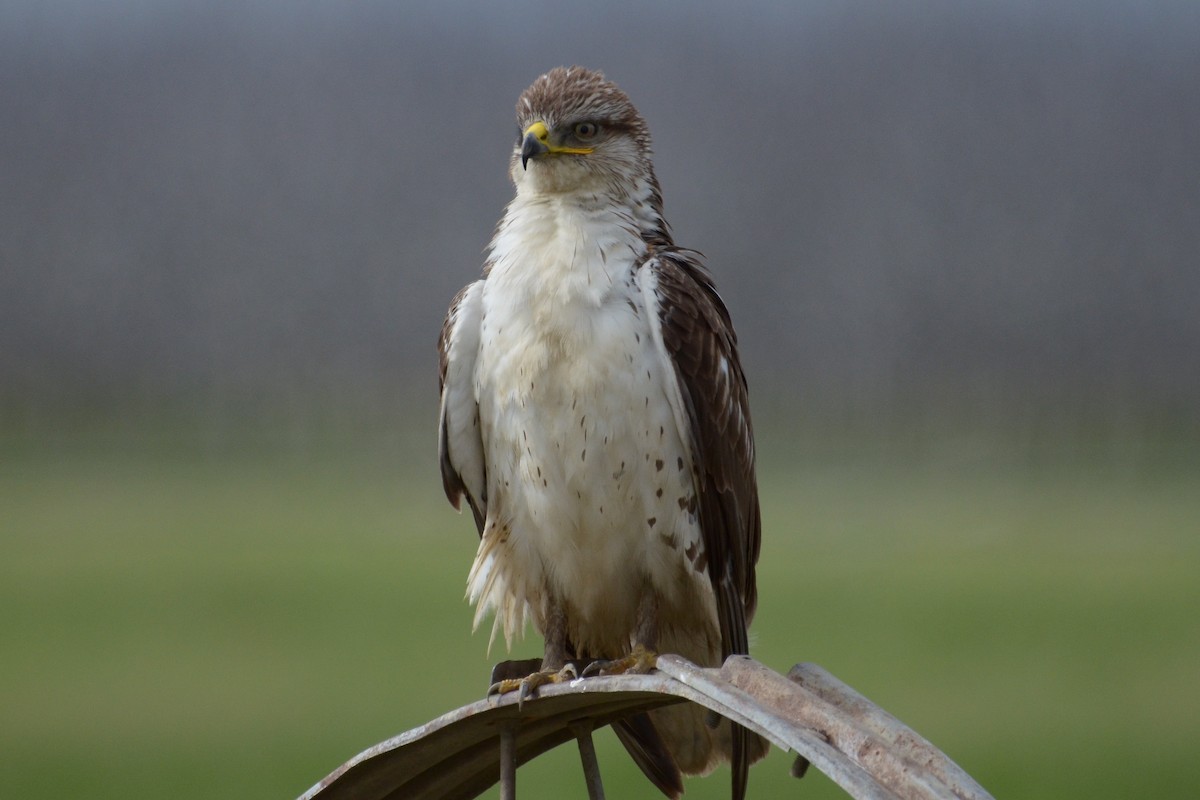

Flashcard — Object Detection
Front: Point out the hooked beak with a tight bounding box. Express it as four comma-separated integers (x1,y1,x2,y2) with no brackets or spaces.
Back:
520,121,551,170
519,120,594,170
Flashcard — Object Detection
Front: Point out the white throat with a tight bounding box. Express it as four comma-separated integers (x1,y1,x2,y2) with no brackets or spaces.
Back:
485,187,648,341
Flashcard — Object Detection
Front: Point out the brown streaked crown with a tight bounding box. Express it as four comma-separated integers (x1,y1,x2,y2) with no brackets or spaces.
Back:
516,66,651,154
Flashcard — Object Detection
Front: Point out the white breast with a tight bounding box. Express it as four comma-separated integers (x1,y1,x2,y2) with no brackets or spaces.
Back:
467,192,709,657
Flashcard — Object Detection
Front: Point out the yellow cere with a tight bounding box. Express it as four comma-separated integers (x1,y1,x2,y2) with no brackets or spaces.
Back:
523,121,550,142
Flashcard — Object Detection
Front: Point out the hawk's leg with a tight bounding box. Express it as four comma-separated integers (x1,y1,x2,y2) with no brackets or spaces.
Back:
487,602,578,709
582,590,660,677
581,642,659,676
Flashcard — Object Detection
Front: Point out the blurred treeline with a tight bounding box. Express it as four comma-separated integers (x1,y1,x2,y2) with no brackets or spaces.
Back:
2,0,1197,447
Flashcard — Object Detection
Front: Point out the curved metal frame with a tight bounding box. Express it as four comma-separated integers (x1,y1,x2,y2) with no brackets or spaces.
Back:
299,655,994,800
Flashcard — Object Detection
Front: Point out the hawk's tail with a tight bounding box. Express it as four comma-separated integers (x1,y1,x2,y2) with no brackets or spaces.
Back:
643,623,769,799
647,701,768,796
613,713,684,799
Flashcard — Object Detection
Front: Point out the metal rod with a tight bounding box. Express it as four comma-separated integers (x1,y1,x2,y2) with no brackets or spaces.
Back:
499,725,517,800
572,722,606,800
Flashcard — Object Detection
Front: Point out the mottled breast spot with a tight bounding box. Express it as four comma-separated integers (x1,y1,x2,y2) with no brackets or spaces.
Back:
647,516,656,528
488,521,512,544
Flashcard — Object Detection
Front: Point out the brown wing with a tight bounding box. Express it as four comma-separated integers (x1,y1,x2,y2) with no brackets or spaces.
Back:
648,249,761,800
650,250,760,656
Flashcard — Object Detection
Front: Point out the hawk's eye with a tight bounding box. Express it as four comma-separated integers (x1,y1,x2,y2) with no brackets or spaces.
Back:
573,122,599,140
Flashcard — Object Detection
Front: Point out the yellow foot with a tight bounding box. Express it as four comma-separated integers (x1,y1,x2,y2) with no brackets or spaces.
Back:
582,644,659,677
487,663,578,710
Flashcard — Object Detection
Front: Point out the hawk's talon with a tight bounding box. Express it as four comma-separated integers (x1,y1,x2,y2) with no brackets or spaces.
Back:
582,644,659,677
488,663,579,710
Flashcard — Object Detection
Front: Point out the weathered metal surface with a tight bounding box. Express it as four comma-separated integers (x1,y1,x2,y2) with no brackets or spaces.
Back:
657,656,903,800
298,656,994,800
298,673,688,800
787,663,993,800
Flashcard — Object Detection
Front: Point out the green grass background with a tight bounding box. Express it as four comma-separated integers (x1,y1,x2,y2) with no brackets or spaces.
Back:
3,419,1198,799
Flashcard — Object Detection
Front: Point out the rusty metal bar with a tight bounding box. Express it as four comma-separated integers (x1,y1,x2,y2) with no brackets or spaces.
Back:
723,657,948,799
788,663,993,800
656,655,903,800
498,725,516,800
571,722,606,800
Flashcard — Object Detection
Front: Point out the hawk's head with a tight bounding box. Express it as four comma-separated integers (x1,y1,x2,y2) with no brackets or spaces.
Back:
510,67,655,197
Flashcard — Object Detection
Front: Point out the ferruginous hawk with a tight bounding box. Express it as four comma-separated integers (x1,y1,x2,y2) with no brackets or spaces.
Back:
438,66,767,799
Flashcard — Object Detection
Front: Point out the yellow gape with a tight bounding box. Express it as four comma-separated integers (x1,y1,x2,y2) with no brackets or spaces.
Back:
523,121,594,156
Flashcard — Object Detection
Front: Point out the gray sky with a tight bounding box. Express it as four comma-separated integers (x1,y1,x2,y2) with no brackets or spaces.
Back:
3,0,1198,434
